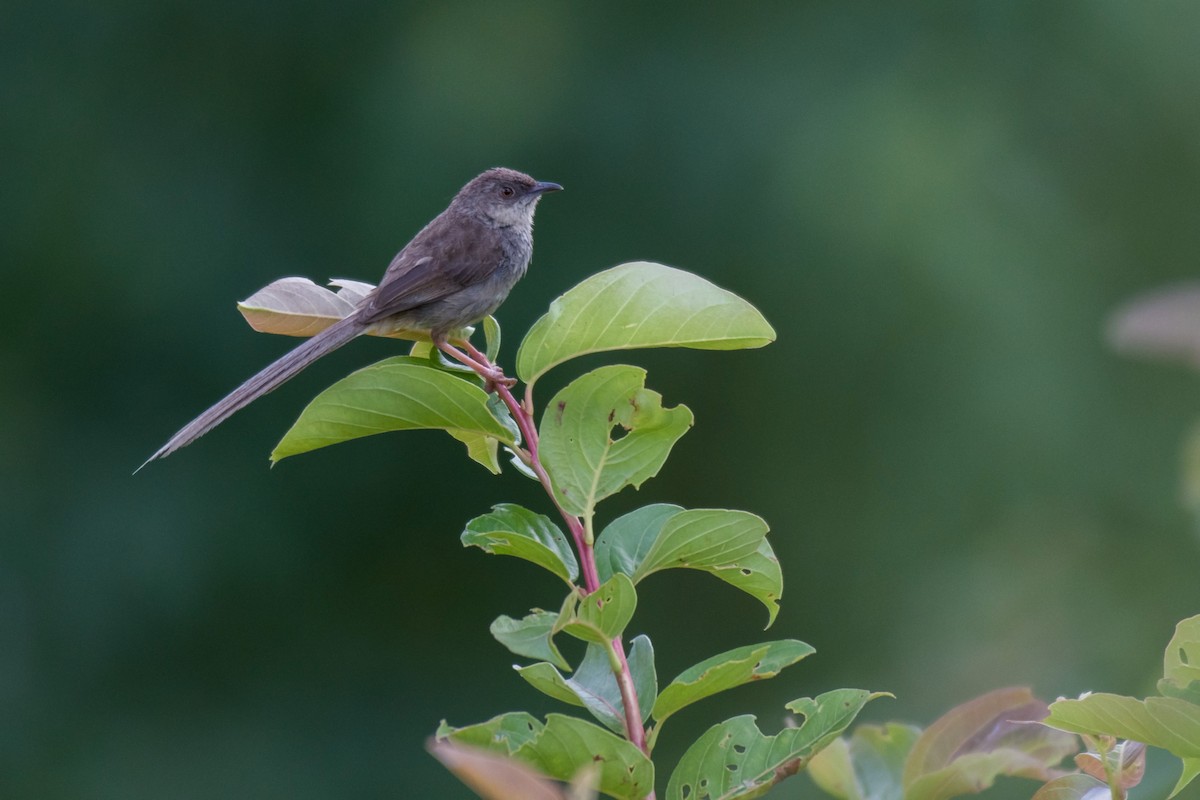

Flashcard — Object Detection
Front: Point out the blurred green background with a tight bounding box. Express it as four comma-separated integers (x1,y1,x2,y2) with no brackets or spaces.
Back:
4,2,1200,797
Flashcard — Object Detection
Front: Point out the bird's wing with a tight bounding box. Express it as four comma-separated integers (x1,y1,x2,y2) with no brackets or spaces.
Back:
357,217,505,325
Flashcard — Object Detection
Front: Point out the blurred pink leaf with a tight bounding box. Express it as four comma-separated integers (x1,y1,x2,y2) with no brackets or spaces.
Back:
429,739,568,800
1108,283,1200,367
902,687,1079,800
1075,739,1145,792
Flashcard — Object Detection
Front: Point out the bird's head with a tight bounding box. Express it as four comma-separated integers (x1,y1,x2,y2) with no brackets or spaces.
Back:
455,167,563,228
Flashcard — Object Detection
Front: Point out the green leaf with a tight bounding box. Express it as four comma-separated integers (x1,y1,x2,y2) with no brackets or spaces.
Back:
518,661,590,710
1174,759,1200,799
556,574,638,645
904,687,1080,800
1029,774,1110,800
633,509,768,581
271,357,514,462
595,504,683,583
628,634,658,732
411,354,513,472
463,504,579,585
595,506,782,626
490,610,569,670
539,366,692,518
1044,693,1200,756
437,712,545,754
516,714,655,800
484,314,502,362
517,262,776,387
1159,615,1200,704
1045,692,1200,797
807,723,921,800
665,689,889,800
517,636,656,736
652,639,814,726
447,428,502,474
706,540,783,628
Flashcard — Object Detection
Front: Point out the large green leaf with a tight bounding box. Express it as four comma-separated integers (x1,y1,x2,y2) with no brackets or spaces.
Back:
665,689,888,800
517,635,656,735
652,639,814,726
594,505,782,626
555,574,638,645
1044,694,1200,755
490,610,569,670
1044,692,1200,797
463,504,579,585
271,357,514,462
633,509,768,581
904,687,1080,800
516,714,655,800
517,262,776,386
807,723,921,800
538,366,692,518
595,504,682,583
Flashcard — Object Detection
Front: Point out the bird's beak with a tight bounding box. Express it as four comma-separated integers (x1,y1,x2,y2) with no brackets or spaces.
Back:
530,181,563,195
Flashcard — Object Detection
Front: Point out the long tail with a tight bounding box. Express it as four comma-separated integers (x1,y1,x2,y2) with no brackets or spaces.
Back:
141,315,366,468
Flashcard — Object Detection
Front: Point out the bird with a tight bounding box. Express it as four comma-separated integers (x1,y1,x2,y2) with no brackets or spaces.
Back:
142,167,562,466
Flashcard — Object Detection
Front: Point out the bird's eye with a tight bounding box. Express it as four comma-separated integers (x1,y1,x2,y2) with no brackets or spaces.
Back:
500,186,515,198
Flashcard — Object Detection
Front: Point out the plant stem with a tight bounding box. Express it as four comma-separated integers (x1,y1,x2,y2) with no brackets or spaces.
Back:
611,636,648,751
455,343,652,767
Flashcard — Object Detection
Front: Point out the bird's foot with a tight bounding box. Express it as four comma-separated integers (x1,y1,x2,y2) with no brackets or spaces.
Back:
437,340,515,390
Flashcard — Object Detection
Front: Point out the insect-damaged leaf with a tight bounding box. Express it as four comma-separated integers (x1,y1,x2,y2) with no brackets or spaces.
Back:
538,366,692,518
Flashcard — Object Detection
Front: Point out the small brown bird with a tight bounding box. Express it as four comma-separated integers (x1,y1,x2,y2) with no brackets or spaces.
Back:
144,167,561,466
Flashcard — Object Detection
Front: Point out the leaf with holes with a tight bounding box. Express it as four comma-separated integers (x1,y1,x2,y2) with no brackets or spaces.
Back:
538,366,692,518
517,636,657,735
436,712,545,755
633,509,768,580
516,714,655,800
516,262,776,387
808,723,921,800
665,689,889,800
555,574,638,645
652,640,814,726
705,540,783,627
903,687,1081,800
490,610,569,671
271,357,515,462
1159,615,1200,704
463,504,579,585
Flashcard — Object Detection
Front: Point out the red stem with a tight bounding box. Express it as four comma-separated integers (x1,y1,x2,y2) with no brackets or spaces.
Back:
450,342,650,762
